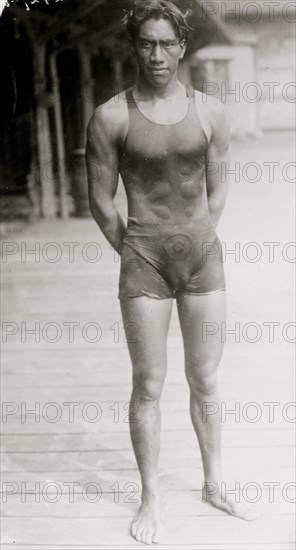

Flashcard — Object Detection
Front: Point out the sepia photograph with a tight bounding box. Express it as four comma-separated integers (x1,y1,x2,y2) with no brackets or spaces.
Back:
0,0,295,548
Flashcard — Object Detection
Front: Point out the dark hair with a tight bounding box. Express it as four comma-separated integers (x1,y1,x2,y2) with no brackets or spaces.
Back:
123,0,191,43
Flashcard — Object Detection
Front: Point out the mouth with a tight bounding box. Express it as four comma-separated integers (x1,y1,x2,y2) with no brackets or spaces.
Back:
149,68,168,75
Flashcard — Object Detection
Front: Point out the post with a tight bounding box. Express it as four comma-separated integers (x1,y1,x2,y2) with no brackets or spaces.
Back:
71,44,95,217
33,43,56,217
114,58,123,94
78,43,95,147
49,52,69,218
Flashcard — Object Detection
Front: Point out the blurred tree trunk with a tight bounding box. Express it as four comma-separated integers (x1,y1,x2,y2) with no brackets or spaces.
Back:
49,52,69,218
78,43,95,148
33,43,56,217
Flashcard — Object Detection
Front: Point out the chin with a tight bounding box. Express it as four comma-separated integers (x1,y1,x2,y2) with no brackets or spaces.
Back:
145,72,172,88
150,79,170,88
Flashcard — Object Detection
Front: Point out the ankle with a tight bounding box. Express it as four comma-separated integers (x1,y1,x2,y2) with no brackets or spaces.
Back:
204,468,222,486
141,488,159,505
203,479,222,493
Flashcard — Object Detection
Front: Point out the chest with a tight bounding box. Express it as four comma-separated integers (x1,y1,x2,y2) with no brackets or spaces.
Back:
124,116,208,164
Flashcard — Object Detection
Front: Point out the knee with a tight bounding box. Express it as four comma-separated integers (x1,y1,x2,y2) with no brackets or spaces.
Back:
133,374,164,402
186,362,217,397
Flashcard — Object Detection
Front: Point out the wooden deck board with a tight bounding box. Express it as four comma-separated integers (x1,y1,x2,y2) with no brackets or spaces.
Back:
1,428,294,452
1,545,295,550
1,465,294,486
2,490,294,518
1,515,294,546
2,381,294,403
1,447,295,472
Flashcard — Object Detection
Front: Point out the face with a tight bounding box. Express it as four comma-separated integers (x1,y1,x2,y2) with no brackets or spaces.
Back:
134,18,186,87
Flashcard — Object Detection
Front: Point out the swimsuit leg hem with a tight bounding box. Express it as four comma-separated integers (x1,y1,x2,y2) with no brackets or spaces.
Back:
118,292,172,300
180,287,226,297
118,288,226,299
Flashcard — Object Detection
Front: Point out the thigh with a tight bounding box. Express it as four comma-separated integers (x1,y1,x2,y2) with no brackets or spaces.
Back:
119,243,173,300
176,291,226,376
120,297,173,380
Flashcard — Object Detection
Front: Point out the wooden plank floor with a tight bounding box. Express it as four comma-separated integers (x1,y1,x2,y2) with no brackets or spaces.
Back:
1,132,295,549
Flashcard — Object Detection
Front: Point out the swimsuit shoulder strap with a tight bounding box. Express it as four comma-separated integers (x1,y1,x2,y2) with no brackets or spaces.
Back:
185,84,211,143
194,89,212,143
185,83,195,99
125,87,136,108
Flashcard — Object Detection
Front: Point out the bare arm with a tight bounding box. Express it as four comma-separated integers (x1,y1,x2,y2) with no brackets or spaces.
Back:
205,99,231,229
85,101,126,254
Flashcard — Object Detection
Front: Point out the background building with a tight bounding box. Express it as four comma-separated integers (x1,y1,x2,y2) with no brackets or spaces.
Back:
180,1,296,136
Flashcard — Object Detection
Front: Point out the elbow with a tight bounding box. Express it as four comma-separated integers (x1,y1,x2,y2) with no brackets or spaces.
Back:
88,195,104,224
88,195,116,228
88,196,96,217
208,193,227,215
88,195,97,219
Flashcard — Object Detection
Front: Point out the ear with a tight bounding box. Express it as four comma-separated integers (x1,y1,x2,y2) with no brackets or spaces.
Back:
179,39,187,60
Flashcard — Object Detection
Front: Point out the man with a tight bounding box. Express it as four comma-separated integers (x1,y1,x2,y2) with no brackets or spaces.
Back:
86,1,256,545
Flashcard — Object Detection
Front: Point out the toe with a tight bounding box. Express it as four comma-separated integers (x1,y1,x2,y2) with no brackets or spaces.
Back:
142,529,151,545
134,530,141,543
139,529,147,544
152,528,160,544
130,519,138,538
145,530,153,545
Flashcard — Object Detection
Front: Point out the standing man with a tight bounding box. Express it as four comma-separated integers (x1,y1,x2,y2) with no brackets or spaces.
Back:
86,1,256,545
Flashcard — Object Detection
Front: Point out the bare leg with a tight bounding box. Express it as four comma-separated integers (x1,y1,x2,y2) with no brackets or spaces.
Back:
177,291,257,520
120,296,173,545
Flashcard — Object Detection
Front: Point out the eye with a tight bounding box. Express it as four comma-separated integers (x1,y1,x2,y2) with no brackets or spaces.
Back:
140,41,151,48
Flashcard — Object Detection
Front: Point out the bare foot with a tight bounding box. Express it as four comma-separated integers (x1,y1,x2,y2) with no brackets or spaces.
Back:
130,497,161,545
202,484,258,521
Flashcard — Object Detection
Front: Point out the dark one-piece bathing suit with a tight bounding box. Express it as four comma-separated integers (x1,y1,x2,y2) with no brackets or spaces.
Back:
118,85,225,300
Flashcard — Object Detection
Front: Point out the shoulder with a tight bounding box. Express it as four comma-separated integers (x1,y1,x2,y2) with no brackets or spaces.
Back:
194,90,229,142
194,90,227,119
86,90,130,145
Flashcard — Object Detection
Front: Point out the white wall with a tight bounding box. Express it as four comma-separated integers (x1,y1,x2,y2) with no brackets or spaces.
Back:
180,43,259,137
179,15,295,134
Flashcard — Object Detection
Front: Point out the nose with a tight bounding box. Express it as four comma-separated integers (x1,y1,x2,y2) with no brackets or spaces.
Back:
150,44,165,64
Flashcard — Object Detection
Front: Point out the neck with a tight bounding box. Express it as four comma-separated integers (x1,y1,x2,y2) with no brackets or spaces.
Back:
136,72,184,99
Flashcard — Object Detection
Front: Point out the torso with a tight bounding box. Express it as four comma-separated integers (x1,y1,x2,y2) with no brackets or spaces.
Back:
118,84,211,225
